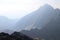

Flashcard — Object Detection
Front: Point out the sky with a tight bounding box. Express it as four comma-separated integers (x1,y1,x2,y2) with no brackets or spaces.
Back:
0,0,60,19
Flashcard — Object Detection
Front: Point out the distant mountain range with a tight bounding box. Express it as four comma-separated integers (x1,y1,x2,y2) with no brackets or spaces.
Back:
0,16,17,31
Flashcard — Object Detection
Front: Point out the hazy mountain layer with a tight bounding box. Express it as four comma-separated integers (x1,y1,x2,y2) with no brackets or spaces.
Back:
14,4,56,31
0,16,17,32
21,8,60,40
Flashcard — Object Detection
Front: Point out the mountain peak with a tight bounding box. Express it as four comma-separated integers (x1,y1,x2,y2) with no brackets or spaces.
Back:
44,4,52,7
40,4,54,10
44,4,53,8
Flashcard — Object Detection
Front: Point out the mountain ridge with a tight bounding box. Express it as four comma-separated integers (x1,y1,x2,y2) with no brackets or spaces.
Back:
13,4,56,31
20,5,60,40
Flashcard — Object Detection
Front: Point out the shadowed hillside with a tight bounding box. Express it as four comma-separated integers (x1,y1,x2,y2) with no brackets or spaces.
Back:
21,8,60,40
0,32,33,40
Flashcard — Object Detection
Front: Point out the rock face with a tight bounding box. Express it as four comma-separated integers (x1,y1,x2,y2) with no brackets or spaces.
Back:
0,32,33,40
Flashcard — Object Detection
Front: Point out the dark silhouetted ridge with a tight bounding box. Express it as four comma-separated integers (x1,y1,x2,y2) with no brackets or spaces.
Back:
0,32,33,40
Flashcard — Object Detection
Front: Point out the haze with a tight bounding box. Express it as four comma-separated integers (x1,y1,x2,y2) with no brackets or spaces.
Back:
0,0,60,19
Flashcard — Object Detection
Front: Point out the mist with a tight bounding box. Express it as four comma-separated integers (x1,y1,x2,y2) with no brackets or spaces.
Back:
0,0,60,40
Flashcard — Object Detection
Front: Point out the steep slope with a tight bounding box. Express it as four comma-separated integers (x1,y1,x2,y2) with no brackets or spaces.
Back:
21,9,60,40
14,4,55,31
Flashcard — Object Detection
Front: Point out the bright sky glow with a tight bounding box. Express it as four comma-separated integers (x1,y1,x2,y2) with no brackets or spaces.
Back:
0,0,60,19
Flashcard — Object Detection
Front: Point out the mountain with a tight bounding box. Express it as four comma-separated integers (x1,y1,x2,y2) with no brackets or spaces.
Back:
14,4,55,31
21,8,60,40
0,16,17,31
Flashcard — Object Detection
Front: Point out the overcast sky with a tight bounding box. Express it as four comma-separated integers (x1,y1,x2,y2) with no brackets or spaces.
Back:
0,0,60,19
